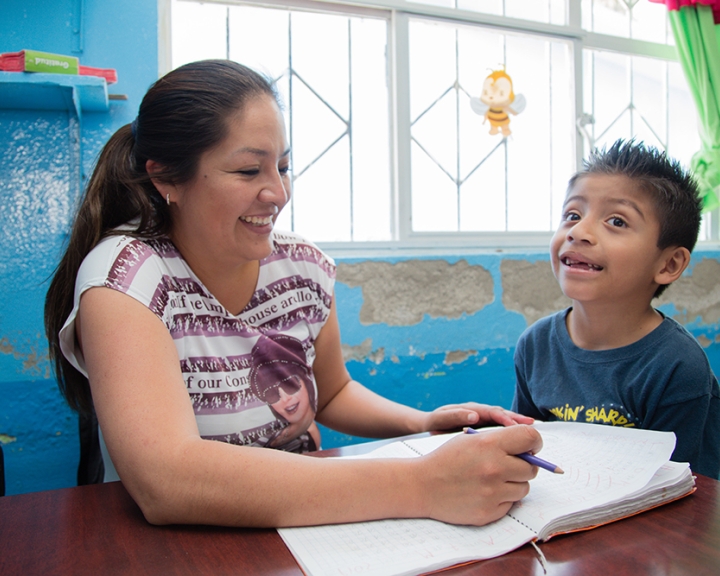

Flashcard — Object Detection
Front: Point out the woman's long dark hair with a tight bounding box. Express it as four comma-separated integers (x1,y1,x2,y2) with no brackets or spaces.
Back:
44,60,277,414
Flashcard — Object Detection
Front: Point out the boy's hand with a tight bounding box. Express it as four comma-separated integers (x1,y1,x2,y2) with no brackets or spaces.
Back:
423,402,534,431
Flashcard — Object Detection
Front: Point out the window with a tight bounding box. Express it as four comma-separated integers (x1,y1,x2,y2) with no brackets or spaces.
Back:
406,18,573,234
164,0,712,248
169,0,392,243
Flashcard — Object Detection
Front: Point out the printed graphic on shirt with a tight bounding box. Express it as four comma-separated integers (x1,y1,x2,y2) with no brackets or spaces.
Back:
248,333,318,449
548,403,638,427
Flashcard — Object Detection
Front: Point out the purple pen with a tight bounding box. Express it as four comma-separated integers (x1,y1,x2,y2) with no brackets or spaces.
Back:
516,451,564,474
463,427,564,474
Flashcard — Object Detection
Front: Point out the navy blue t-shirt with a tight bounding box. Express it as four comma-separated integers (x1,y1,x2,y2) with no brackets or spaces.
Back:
512,308,720,478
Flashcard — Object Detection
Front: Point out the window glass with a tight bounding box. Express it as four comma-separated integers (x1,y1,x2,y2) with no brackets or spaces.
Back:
583,49,700,167
170,0,708,243
409,18,574,232
412,0,567,25
582,0,674,45
171,0,391,242
172,1,227,62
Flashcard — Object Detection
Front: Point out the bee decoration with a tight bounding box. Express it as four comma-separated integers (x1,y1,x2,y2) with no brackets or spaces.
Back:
470,68,526,137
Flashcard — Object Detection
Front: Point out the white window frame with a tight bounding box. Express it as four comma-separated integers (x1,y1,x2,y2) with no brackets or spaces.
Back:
158,0,719,255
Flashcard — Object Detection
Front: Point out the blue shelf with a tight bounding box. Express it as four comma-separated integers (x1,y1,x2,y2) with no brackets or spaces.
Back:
0,71,109,115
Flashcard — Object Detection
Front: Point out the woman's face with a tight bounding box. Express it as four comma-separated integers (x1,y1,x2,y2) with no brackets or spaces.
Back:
268,375,312,425
169,94,291,270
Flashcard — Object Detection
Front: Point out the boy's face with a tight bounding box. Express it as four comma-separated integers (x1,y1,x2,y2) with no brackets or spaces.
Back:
551,173,667,306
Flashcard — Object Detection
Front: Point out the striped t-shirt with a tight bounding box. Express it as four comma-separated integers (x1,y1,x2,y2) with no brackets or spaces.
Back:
60,230,336,475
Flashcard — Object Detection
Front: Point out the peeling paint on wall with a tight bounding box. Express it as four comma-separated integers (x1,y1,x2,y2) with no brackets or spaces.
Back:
698,335,712,348
337,259,494,326
444,350,478,365
341,338,385,364
500,259,571,326
657,258,720,325
0,336,49,377
407,346,428,359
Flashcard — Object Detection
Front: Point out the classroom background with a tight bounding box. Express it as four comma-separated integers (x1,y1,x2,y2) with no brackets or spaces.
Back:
2,0,719,495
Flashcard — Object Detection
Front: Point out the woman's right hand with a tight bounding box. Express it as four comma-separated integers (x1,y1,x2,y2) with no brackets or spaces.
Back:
413,425,541,526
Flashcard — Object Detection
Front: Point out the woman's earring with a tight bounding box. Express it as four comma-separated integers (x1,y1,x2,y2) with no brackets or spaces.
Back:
166,194,171,206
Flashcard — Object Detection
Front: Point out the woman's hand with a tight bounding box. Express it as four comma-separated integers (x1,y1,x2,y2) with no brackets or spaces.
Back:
422,402,534,432
414,424,541,526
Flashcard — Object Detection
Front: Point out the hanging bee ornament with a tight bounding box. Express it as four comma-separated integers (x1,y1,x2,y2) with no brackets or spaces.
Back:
470,68,526,137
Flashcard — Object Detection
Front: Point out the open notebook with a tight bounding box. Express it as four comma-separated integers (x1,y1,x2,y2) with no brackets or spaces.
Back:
278,422,695,576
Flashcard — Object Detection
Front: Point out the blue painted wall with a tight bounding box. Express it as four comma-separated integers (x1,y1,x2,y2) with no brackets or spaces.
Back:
320,251,720,449
0,0,156,495
1,1,719,495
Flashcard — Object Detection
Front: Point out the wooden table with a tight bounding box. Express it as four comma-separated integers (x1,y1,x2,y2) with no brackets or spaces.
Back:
1,439,719,576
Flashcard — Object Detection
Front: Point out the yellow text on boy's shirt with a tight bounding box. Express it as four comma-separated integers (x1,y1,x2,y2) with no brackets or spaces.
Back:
549,404,636,427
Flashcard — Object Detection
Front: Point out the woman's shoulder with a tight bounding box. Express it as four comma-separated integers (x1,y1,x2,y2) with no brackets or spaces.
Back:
85,231,165,252
78,233,179,290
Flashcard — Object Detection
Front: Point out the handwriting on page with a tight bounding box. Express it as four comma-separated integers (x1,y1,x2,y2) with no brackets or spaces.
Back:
508,422,676,532
282,515,536,576
280,423,678,576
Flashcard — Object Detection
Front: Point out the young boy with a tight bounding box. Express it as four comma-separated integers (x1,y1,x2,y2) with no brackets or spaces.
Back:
512,139,720,478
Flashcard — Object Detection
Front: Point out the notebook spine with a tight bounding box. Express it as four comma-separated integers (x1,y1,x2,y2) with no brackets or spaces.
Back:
401,441,425,457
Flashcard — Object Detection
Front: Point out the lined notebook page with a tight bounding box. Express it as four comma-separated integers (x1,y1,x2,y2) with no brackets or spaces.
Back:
508,422,677,536
279,423,681,576
280,514,536,576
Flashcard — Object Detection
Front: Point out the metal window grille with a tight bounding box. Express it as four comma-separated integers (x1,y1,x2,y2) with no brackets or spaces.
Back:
167,0,714,246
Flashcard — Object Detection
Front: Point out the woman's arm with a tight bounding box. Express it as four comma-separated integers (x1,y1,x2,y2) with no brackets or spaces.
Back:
314,299,533,438
79,287,540,528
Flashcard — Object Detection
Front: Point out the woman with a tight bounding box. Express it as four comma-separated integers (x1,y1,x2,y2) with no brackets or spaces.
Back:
44,60,541,528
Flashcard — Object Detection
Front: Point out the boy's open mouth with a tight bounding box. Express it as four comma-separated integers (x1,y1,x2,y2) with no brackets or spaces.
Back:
561,256,604,271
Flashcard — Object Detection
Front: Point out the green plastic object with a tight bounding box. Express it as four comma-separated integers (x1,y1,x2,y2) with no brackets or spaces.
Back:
22,49,79,75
